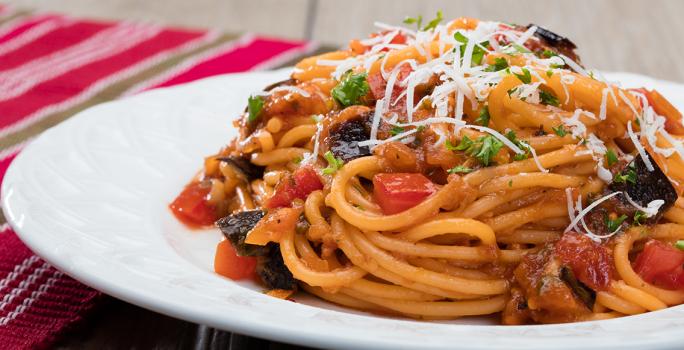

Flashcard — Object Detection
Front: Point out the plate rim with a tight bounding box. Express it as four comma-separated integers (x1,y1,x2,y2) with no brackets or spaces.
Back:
3,69,684,350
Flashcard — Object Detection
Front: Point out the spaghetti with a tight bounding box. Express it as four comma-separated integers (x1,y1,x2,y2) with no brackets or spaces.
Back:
170,15,684,324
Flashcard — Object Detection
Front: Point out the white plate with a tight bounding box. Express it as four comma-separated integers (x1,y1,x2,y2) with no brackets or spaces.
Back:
3,69,684,350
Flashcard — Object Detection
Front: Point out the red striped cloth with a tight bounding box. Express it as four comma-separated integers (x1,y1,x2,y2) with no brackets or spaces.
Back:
0,5,316,349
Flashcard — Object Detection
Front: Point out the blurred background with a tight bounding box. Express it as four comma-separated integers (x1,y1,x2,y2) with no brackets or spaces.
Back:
6,0,684,82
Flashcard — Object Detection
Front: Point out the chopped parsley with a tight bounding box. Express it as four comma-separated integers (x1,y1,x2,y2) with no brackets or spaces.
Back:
422,10,444,31
322,151,344,175
613,163,637,185
541,49,557,58
633,211,647,226
552,125,567,137
448,165,473,174
390,126,405,136
508,179,513,187
331,71,370,107
292,156,303,165
484,57,509,72
546,69,554,77
416,125,426,133
513,67,532,84
453,32,489,66
675,240,684,251
605,214,628,232
507,87,518,97
247,95,265,123
475,106,491,126
505,130,530,161
403,15,423,30
606,149,618,167
503,43,531,55
539,89,559,107
450,135,503,166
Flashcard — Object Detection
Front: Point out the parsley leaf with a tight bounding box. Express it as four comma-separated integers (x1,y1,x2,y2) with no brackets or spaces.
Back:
633,211,647,226
332,72,370,107
416,125,426,133
475,106,490,126
484,57,509,72
322,151,344,175
539,89,559,107
546,69,554,77
606,149,618,167
552,125,567,137
605,214,628,232
505,130,530,161
541,49,557,58
613,164,637,185
453,32,489,67
247,95,265,123
448,165,473,174
513,67,532,84
447,135,503,166
503,43,531,55
421,10,443,31
390,126,405,136
675,240,684,251
403,15,423,30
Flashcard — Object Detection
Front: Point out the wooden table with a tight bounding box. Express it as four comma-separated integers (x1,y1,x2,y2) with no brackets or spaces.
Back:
5,0,684,348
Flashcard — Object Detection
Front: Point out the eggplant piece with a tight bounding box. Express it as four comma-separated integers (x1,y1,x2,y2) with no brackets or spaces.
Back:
326,111,373,162
609,152,677,222
256,243,297,290
263,78,296,92
560,266,595,310
216,210,268,256
527,24,579,62
215,155,265,181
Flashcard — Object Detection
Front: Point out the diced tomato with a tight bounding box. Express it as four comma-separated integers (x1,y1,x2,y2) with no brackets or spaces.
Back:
634,239,684,290
372,173,437,215
214,240,257,280
170,181,217,228
632,88,684,135
367,63,413,100
554,232,617,291
266,167,323,208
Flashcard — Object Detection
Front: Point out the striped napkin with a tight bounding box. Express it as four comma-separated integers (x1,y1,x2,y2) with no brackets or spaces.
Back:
0,5,316,349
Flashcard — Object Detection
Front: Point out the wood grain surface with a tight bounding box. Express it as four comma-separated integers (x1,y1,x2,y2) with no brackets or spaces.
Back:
4,0,684,348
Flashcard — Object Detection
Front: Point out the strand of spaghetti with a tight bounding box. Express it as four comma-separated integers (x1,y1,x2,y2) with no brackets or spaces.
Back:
406,257,494,280
251,147,308,166
303,190,333,242
496,230,560,244
279,229,366,287
342,289,506,317
300,284,387,312
326,156,468,231
348,227,509,295
484,201,568,234
478,173,585,195
610,281,667,311
463,145,593,186
458,189,533,219
276,124,317,147
596,291,646,315
394,218,496,244
613,226,684,305
364,230,497,262
331,216,479,299
293,233,329,271
524,134,576,153
345,279,441,301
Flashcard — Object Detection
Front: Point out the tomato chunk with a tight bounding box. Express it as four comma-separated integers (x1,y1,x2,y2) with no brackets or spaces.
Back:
554,232,617,291
634,239,684,290
170,182,217,228
372,173,437,215
214,240,257,280
266,167,323,209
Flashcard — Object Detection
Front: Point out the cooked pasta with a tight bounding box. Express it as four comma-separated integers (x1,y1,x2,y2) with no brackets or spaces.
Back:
170,14,684,324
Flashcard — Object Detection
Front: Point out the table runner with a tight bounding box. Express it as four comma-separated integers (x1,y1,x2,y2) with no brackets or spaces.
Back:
0,5,317,349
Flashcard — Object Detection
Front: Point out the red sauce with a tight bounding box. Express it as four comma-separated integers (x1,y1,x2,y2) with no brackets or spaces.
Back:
169,181,217,228
266,167,323,209
554,232,616,291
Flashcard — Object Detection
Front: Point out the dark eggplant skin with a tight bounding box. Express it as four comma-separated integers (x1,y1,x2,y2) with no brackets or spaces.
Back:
527,24,580,62
215,156,265,181
256,243,297,290
326,111,373,162
560,266,595,310
609,152,678,222
215,210,268,256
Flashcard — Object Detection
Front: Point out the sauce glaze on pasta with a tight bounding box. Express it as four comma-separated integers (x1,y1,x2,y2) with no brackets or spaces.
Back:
171,15,684,324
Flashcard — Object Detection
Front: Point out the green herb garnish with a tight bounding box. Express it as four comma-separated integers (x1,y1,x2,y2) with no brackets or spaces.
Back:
552,125,567,137
390,126,405,136
514,67,532,84
403,15,423,30
505,130,530,161
322,151,344,175
331,71,370,107
453,32,489,66
606,149,618,167
422,10,443,31
675,240,684,251
539,89,559,107
541,49,557,58
453,135,503,166
605,214,628,232
448,165,473,174
613,163,637,185
247,95,265,123
633,211,647,226
475,106,491,126
484,57,509,72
